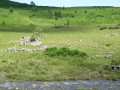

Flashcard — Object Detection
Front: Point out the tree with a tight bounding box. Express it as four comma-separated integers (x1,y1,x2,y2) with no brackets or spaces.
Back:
9,7,13,13
54,11,57,16
67,21,69,25
30,1,35,6
75,10,77,13
58,11,62,17
63,6,65,10
84,10,87,13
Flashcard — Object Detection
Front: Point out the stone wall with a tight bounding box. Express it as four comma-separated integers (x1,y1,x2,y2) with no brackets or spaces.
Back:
21,37,42,46
2,45,49,53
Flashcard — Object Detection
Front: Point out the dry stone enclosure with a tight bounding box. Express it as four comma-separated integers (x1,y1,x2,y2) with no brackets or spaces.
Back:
92,51,114,59
21,36,42,46
1,36,49,53
104,64,120,69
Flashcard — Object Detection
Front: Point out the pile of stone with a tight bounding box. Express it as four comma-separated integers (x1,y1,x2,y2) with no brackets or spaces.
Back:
104,64,120,69
21,36,43,46
104,32,120,37
93,55,112,58
3,45,49,53
92,51,114,59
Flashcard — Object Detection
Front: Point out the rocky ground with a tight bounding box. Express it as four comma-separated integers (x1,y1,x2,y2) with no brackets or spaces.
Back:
0,79,120,90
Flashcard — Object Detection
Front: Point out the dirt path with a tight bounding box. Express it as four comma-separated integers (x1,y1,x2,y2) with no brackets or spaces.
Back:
0,79,120,90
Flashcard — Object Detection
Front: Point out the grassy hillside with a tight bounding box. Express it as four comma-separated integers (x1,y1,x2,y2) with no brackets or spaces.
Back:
0,0,120,81
0,0,120,26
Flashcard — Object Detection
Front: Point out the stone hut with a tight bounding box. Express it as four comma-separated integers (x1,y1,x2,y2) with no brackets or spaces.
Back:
21,36,42,46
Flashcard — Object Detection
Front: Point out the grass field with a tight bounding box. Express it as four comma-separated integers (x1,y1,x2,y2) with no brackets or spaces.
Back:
0,0,120,81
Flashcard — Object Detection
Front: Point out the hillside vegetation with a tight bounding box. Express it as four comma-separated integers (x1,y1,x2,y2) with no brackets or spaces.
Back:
0,0,120,26
0,0,120,81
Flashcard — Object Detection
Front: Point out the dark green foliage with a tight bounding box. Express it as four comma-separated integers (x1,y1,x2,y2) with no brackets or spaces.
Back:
57,47,71,56
53,25,64,28
109,26,119,29
84,10,87,13
54,11,62,17
9,7,13,13
45,46,87,57
75,10,77,13
54,11,57,16
96,15,104,17
28,23,36,28
111,59,120,65
48,10,50,12
30,36,36,42
55,17,58,20
63,6,65,10
66,13,75,18
67,21,69,25
100,26,107,30
45,47,58,56
58,11,62,17
106,43,111,46
2,21,6,25
112,78,119,81
6,74,22,80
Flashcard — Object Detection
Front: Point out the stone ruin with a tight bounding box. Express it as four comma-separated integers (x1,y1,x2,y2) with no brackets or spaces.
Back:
2,45,49,53
1,36,49,53
4,45,49,53
92,51,114,59
21,36,42,46
104,64,120,69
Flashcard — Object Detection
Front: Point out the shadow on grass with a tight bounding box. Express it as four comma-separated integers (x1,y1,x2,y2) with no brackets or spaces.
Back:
0,26,34,33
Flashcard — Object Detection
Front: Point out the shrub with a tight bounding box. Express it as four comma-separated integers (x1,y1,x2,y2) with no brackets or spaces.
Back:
30,36,36,42
53,26,64,28
54,11,57,16
106,43,111,46
44,46,87,57
111,59,120,65
69,49,81,56
58,11,62,17
57,47,71,56
45,47,58,56
75,10,77,13
9,7,13,13
55,17,58,20
109,27,119,29
67,21,69,25
80,52,87,57
2,21,6,25
100,26,107,30
63,6,65,10
84,10,87,13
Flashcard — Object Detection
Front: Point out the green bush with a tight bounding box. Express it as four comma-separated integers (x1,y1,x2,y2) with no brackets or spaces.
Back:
55,17,58,20
106,43,111,46
111,59,120,65
30,36,36,42
9,7,13,13
109,26,119,29
67,21,70,25
44,46,87,57
100,26,107,30
45,47,58,56
2,21,6,25
57,47,71,56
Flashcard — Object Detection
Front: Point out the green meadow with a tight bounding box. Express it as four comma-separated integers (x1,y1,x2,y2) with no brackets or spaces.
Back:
0,0,120,81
